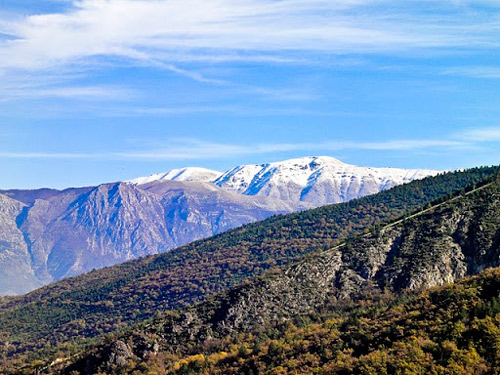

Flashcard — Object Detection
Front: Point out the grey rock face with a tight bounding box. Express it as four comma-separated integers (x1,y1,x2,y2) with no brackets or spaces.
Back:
0,181,311,295
106,341,133,367
0,194,41,295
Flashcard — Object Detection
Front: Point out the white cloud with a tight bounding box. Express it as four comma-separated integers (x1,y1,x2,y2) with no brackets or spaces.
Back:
0,137,471,161
443,66,500,79
460,127,500,141
0,85,134,100
0,0,498,105
0,152,101,159
0,0,499,76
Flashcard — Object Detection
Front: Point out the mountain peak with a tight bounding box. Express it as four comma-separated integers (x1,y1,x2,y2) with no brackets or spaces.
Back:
127,167,222,185
213,156,439,205
269,155,346,167
127,156,440,207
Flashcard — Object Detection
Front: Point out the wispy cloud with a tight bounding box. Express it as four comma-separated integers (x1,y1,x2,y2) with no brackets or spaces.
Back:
443,66,500,79
0,152,102,159
0,0,499,75
0,84,135,100
1,0,499,107
0,136,475,161
459,127,500,141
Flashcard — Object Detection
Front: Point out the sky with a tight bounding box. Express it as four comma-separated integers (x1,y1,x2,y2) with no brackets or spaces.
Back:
1,0,500,189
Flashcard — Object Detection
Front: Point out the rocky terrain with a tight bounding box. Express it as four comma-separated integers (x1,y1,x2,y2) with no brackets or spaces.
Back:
71,268,500,375
40,174,500,374
0,181,309,295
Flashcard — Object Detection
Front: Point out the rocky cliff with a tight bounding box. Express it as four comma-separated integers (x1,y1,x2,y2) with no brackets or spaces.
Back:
146,178,500,347
0,181,309,295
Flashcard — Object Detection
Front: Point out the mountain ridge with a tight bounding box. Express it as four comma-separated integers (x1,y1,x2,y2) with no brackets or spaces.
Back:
5,169,500,374
124,176,500,350
0,180,311,295
1,166,498,372
129,156,440,207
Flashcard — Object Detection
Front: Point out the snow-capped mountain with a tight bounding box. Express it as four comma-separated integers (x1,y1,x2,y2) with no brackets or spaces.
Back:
128,167,222,185
131,156,440,207
0,156,440,295
214,156,440,206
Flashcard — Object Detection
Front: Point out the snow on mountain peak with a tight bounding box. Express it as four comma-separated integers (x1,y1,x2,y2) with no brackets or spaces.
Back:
127,156,440,208
270,155,346,168
127,167,222,185
213,156,440,206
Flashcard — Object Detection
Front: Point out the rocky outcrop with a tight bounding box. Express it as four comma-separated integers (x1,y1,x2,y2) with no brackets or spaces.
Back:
67,334,160,375
145,181,500,349
106,341,133,367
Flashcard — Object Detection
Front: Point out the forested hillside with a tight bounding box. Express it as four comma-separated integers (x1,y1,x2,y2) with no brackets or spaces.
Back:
55,174,500,374
0,166,498,372
77,268,500,375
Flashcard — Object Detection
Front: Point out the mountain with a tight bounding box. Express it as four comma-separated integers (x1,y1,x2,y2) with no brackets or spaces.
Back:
0,166,497,372
127,167,222,185
52,173,500,375
0,181,310,295
214,156,440,206
0,187,63,206
0,156,438,296
130,156,440,207
0,194,39,296
143,173,500,343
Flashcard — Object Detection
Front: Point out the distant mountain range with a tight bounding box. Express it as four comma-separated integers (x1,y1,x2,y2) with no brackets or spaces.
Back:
129,156,439,207
0,156,439,295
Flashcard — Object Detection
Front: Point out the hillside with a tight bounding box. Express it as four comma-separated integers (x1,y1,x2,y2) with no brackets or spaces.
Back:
0,166,497,371
52,176,500,374
73,268,500,375
0,156,437,296
119,172,500,345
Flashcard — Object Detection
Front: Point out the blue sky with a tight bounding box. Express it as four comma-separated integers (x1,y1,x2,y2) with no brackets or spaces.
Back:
1,0,500,189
